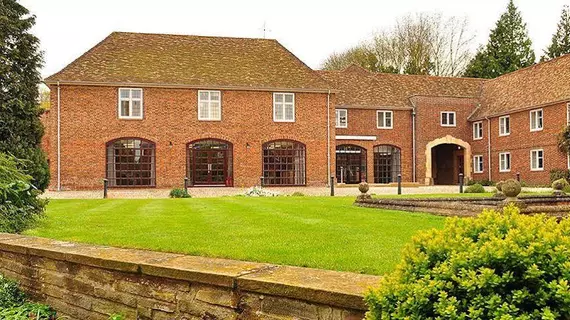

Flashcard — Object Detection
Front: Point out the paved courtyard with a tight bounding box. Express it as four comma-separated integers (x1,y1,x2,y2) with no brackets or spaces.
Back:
40,185,551,199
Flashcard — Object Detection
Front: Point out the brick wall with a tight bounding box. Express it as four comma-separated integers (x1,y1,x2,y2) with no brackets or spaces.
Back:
335,108,413,183
0,234,377,320
47,85,334,190
471,102,569,185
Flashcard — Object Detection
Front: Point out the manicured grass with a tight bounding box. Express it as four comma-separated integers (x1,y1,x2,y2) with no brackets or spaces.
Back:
25,197,444,275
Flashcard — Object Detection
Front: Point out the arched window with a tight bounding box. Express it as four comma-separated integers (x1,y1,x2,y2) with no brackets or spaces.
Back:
263,140,306,186
106,138,156,187
336,145,367,184
373,145,401,184
186,139,233,187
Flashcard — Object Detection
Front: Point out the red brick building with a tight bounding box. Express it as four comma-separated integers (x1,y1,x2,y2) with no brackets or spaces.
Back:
43,32,570,190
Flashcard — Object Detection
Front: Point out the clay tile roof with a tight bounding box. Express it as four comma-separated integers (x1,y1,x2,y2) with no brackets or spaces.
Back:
45,32,331,91
471,54,570,120
318,65,484,109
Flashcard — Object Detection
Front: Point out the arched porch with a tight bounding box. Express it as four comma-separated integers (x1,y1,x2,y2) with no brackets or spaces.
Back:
424,135,472,185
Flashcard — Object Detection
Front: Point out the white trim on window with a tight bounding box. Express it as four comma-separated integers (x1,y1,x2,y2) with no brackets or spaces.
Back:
273,93,295,122
473,155,484,173
197,90,222,121
118,88,143,119
336,109,348,128
499,115,510,136
473,121,483,140
499,152,511,173
376,110,393,129
530,109,543,132
530,149,544,171
440,111,456,127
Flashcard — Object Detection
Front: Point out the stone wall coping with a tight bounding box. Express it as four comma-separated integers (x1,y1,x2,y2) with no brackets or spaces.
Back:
0,233,380,310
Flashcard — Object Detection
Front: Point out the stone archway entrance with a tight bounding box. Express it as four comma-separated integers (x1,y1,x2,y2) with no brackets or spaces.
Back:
425,135,471,185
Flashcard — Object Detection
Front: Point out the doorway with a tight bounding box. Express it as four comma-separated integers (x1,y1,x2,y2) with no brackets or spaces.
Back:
431,144,464,185
336,145,366,184
187,139,233,186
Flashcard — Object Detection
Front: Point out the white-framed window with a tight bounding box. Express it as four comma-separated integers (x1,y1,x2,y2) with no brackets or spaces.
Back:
377,110,393,129
440,111,456,127
499,116,510,136
118,88,143,119
530,149,544,171
336,109,347,128
499,152,511,172
198,90,221,121
530,109,543,131
473,155,484,173
473,121,483,140
273,93,295,122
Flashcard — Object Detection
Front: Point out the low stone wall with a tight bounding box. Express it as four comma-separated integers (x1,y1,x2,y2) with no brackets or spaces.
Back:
355,195,570,217
0,234,380,320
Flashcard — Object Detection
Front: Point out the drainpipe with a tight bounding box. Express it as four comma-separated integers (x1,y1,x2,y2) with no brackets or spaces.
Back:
326,89,331,186
57,81,61,191
486,117,491,182
412,110,417,183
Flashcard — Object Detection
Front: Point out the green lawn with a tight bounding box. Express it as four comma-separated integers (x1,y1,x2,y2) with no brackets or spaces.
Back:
25,197,444,275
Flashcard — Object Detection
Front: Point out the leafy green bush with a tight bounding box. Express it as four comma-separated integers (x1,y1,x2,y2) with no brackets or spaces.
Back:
109,314,125,320
463,183,485,193
366,205,570,319
0,274,55,319
169,188,191,198
0,153,47,233
550,169,570,183
291,192,305,197
467,179,494,186
552,178,569,190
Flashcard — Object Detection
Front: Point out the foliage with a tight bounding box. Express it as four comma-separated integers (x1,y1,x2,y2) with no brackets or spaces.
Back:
0,0,49,190
169,188,191,198
463,183,485,193
464,0,535,78
366,204,570,319
467,179,494,186
502,178,522,197
542,5,570,61
0,274,56,319
552,178,569,191
244,186,281,197
322,13,474,76
108,314,125,320
290,191,305,197
550,168,570,183
0,153,47,233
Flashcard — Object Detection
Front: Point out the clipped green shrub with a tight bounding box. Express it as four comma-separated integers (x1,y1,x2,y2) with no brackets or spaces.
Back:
550,168,570,183
0,153,47,233
463,183,485,193
552,178,569,191
169,188,191,198
366,205,570,319
109,314,125,320
467,179,494,186
291,192,305,197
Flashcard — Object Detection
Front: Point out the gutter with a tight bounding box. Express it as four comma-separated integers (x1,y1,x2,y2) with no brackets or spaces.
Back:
43,80,339,94
486,117,491,182
327,89,331,186
56,81,61,191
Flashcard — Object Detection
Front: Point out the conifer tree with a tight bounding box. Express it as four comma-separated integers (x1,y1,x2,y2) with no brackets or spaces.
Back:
542,5,570,61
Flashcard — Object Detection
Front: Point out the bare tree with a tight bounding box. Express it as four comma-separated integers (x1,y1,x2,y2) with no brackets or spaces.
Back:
322,13,475,76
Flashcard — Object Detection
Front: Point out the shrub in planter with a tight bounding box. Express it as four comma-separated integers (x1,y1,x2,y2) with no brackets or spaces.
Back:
463,183,485,193
552,178,569,191
366,205,570,319
169,188,191,198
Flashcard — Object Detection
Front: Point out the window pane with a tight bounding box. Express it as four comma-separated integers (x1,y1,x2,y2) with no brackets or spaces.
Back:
284,94,294,103
274,94,283,103
275,103,283,119
285,104,294,120
210,91,220,101
131,89,142,99
200,91,209,101
132,100,141,117
449,113,455,124
442,113,448,125
386,113,392,127
121,101,130,116
378,112,385,126
120,89,130,99
210,102,221,119
199,101,209,118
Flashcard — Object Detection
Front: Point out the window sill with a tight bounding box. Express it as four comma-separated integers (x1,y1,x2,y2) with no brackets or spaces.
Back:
499,133,510,137
274,120,296,123
336,126,347,129
376,127,393,130
530,168,544,172
474,171,484,174
473,137,483,141
441,125,457,127
118,117,144,120
530,128,543,132
499,170,511,173
198,119,222,122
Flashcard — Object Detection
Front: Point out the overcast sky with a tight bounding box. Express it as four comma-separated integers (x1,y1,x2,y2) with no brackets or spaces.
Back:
19,0,570,78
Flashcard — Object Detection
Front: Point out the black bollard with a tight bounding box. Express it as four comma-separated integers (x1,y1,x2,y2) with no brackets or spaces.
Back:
397,174,402,195
459,173,464,193
260,176,264,187
516,172,521,182
103,179,108,199
184,177,189,192
330,176,335,196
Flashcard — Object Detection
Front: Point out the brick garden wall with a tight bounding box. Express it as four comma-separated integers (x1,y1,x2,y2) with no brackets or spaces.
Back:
0,234,377,320
46,85,334,190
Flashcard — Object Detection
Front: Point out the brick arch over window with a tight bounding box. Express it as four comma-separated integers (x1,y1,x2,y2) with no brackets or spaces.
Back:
106,137,156,187
262,140,306,186
425,135,472,185
373,145,401,184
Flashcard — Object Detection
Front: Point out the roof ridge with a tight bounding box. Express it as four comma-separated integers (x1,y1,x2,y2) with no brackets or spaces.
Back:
111,31,275,42
373,71,485,82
